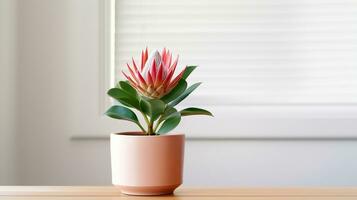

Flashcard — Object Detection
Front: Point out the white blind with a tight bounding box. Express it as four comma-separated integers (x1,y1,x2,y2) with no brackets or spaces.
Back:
115,0,357,105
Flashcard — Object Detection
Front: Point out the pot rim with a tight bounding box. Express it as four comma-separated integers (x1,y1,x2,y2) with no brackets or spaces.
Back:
111,131,185,138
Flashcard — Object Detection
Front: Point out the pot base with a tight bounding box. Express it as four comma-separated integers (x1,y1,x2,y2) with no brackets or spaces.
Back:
118,184,180,196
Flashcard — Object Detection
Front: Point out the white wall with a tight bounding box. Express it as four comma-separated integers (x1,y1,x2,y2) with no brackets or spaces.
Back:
16,0,109,184
0,0,17,184
11,0,357,186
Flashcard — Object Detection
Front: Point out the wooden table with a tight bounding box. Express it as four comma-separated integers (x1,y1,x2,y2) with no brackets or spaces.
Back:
0,187,357,199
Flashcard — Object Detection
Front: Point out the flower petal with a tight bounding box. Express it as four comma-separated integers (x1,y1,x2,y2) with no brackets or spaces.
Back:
168,52,173,68
161,59,178,88
122,71,137,87
145,47,148,63
156,62,164,86
165,51,172,69
132,58,139,72
147,71,154,86
150,61,157,82
136,71,147,87
127,63,140,84
170,55,179,71
167,67,186,90
161,48,167,62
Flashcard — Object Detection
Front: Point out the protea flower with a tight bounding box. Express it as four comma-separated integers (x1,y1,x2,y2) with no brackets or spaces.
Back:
122,48,186,99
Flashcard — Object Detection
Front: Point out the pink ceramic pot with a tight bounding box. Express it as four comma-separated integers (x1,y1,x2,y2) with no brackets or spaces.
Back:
110,132,185,196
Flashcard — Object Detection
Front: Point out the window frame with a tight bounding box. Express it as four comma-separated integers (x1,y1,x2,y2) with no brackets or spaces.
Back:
96,0,357,139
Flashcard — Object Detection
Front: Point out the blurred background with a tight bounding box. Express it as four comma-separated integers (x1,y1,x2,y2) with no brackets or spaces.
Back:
1,0,357,186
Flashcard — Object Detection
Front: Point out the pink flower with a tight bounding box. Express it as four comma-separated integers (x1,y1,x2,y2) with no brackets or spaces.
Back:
122,48,186,99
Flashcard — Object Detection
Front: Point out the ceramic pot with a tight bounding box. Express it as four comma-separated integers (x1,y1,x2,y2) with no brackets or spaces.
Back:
110,132,185,195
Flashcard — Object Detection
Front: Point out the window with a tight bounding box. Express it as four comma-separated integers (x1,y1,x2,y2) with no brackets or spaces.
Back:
109,0,357,138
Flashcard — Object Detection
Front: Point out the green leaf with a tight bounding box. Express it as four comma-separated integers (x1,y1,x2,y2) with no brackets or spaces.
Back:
107,88,140,109
169,82,202,107
180,107,213,117
157,112,181,134
105,105,139,124
118,81,137,97
149,99,166,121
140,98,166,121
161,79,187,103
161,106,177,121
182,66,197,80
116,98,135,108
139,99,150,116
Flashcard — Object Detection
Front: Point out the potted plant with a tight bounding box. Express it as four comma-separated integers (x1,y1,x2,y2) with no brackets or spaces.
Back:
105,48,212,195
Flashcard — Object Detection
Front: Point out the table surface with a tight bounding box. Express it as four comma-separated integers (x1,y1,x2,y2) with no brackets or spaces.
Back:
1,186,357,200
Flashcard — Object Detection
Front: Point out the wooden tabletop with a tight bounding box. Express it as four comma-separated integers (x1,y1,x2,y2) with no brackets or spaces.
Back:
0,186,357,199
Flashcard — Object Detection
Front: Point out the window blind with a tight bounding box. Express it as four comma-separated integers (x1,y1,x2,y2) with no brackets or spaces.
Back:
115,0,357,105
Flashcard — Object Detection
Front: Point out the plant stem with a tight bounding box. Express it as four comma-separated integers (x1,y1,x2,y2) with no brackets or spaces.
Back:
147,121,154,135
137,123,146,133
141,111,150,125
153,117,163,133
140,111,150,135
